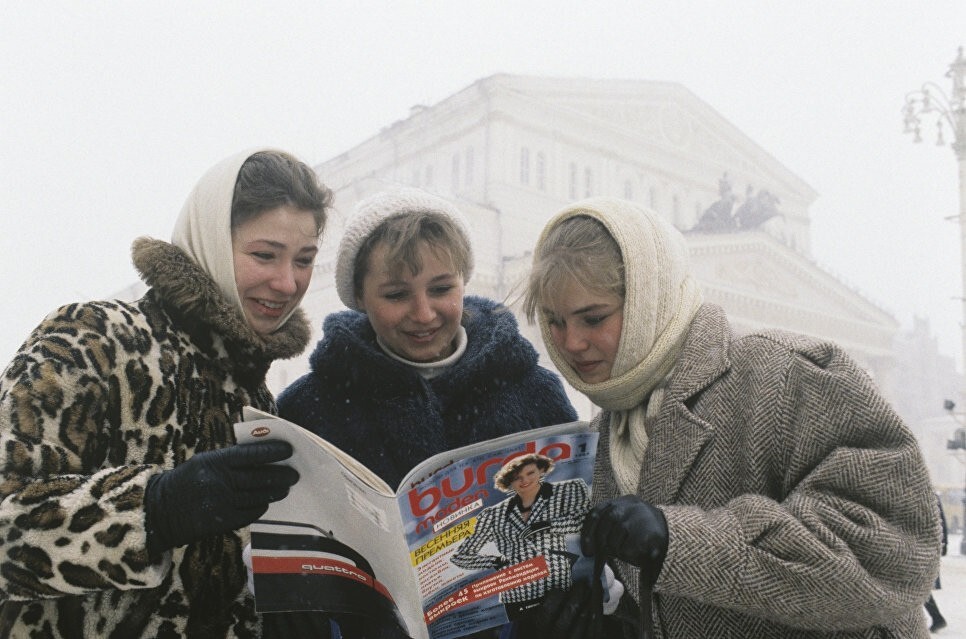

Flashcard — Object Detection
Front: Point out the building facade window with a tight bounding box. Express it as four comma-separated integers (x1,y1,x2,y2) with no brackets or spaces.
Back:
536,152,546,191
584,167,593,197
520,147,530,185
569,162,578,199
624,180,633,200
425,165,433,187
451,153,460,192
465,147,474,186
649,186,658,210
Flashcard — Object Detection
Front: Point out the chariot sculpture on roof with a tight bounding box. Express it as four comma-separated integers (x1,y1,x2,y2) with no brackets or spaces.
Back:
690,173,783,233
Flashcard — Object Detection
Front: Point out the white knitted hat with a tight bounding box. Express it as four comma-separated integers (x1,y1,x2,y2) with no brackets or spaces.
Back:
335,188,474,310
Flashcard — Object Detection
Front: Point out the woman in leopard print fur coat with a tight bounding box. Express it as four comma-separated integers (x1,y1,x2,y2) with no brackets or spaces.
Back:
0,148,331,638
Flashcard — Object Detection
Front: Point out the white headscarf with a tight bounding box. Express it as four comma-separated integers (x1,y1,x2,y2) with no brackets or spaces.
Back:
171,147,302,333
534,197,703,492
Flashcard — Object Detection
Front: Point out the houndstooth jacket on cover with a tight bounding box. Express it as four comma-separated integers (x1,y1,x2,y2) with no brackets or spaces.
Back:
450,479,590,604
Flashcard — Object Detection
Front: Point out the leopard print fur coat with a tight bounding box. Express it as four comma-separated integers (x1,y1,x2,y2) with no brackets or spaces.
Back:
0,237,310,638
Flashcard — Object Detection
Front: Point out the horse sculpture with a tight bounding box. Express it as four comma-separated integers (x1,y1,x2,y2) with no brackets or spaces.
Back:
690,176,784,233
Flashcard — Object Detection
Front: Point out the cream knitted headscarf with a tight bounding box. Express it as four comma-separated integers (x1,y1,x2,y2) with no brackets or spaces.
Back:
171,147,302,333
534,197,702,492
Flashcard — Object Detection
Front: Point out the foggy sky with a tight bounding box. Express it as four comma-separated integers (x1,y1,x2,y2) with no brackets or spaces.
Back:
2,1,965,370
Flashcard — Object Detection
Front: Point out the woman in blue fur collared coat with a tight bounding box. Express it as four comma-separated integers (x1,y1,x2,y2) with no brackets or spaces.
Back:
275,188,577,638
278,294,575,488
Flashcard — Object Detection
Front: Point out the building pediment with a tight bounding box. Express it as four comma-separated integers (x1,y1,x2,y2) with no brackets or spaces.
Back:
477,74,816,201
686,230,897,357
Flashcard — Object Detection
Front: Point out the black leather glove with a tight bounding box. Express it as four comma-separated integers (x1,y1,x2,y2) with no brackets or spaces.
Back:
580,495,668,588
145,441,299,555
262,611,333,638
521,556,606,639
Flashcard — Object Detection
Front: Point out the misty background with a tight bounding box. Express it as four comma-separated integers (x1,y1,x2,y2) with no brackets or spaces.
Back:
2,1,965,375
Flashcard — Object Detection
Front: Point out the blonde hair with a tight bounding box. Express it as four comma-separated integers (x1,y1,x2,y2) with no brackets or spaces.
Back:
353,210,471,298
522,214,624,323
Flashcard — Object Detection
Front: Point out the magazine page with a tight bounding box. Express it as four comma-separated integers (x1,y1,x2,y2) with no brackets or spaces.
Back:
242,407,393,495
234,410,422,638
397,422,598,639
395,421,591,495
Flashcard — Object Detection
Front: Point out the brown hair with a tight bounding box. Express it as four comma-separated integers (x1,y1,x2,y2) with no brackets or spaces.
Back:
493,453,555,492
231,150,332,237
353,210,472,299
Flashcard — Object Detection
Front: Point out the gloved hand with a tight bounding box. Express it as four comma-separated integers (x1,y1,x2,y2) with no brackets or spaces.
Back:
145,441,299,556
521,556,606,639
571,556,624,615
580,495,668,587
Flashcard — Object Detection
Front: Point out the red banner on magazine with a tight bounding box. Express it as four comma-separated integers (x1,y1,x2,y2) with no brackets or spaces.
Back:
424,556,549,624
253,555,395,600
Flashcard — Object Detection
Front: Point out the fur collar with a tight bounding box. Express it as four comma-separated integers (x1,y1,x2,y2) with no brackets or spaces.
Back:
308,296,538,398
131,237,310,361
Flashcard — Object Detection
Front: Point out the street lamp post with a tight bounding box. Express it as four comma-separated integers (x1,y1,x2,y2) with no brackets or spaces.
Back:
904,46,966,553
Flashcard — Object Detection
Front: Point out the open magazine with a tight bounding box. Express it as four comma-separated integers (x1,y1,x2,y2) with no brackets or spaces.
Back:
234,408,599,639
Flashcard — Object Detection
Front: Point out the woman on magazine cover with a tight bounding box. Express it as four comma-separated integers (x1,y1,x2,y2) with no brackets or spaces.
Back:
275,187,578,638
0,148,332,638
520,197,940,638
449,454,590,620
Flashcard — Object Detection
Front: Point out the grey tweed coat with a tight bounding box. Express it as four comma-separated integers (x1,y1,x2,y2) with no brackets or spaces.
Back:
593,304,940,638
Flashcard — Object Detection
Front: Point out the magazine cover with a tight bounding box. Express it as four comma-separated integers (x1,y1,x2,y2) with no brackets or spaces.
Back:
235,410,597,639
401,429,599,639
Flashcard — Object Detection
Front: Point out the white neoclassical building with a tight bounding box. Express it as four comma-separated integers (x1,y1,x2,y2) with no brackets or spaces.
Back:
266,74,902,423
107,74,962,515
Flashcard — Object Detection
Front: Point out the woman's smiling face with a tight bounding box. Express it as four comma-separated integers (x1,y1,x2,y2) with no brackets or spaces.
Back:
510,463,543,502
357,240,465,362
231,204,319,335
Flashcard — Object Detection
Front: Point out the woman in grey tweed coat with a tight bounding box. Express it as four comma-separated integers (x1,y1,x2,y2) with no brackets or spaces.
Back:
520,197,941,638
